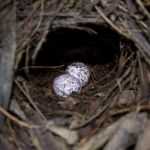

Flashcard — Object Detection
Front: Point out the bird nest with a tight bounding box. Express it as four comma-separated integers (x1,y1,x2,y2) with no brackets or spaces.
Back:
1,0,150,149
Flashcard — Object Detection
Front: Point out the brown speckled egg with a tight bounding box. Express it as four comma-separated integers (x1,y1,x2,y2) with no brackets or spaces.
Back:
53,73,81,98
66,62,90,87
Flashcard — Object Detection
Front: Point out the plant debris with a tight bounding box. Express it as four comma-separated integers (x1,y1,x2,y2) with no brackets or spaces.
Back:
0,0,150,150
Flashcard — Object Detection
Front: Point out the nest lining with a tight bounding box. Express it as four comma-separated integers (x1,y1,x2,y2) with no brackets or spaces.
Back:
16,25,120,117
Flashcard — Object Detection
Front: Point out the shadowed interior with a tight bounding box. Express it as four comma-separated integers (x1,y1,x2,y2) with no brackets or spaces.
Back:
35,24,120,66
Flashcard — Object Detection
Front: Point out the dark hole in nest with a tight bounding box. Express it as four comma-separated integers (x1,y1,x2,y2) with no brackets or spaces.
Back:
16,24,121,121
17,24,121,100
18,24,121,86
35,24,120,66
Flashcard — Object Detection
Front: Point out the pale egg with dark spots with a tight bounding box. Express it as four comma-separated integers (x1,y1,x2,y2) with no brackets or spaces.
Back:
66,62,90,87
53,73,81,97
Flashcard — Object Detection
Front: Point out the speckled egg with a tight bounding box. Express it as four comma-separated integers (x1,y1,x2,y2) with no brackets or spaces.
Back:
53,73,81,98
66,62,90,87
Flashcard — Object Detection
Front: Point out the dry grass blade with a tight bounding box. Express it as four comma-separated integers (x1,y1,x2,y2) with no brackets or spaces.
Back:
136,0,150,19
0,107,37,128
94,5,131,39
137,52,149,98
31,0,68,60
15,79,46,121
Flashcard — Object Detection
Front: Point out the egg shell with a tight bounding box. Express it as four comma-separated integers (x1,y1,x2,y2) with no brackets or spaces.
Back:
66,62,90,87
53,73,81,98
